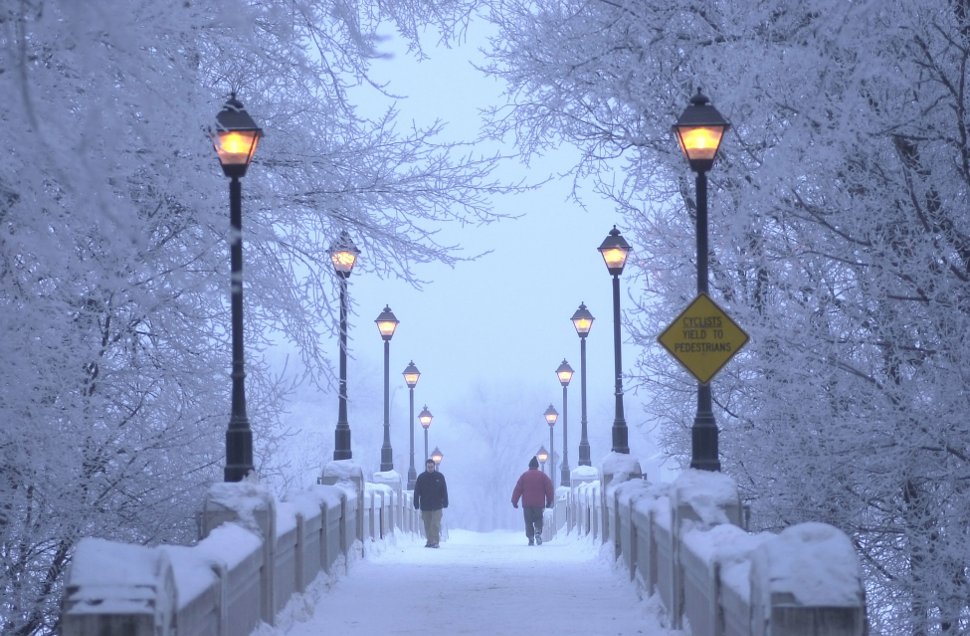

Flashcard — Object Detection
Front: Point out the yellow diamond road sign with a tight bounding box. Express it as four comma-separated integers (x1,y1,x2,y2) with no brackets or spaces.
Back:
658,293,749,385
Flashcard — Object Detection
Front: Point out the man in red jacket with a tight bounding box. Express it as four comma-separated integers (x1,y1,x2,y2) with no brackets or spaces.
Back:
511,456,554,546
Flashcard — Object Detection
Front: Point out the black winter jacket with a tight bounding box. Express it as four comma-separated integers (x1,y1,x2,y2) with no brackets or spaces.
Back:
413,470,448,511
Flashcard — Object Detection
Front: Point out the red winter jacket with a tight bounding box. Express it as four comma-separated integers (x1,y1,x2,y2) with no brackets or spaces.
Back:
511,468,554,508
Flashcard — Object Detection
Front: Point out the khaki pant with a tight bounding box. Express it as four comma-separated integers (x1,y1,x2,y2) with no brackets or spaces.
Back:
421,509,442,545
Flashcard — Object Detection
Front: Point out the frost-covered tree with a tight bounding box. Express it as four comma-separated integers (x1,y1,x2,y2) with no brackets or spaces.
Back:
0,1,516,634
479,1,970,633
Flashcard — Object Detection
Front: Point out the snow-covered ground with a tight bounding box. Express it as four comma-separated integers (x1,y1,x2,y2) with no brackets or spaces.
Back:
256,528,684,636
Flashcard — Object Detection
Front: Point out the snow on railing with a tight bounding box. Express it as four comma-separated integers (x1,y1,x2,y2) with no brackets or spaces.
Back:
62,455,866,636
560,457,868,636
61,461,414,636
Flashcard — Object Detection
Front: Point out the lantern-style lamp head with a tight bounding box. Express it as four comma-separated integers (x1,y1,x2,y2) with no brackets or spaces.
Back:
419,405,433,429
598,226,632,276
329,231,359,278
403,361,421,388
571,302,594,338
673,89,730,173
211,94,262,178
544,404,558,426
536,446,549,465
375,305,399,341
431,447,443,465
556,360,574,387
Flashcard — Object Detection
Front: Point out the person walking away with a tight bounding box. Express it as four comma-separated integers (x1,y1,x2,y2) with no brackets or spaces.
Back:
511,456,554,545
413,458,448,548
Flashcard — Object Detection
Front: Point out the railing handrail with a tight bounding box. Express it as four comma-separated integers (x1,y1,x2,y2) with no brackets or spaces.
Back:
560,463,868,636
61,461,866,636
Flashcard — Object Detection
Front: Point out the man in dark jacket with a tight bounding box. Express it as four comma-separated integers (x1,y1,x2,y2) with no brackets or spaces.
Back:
511,456,554,545
413,458,448,548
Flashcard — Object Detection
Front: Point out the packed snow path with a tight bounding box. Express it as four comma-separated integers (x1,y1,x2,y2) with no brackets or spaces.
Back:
265,529,679,636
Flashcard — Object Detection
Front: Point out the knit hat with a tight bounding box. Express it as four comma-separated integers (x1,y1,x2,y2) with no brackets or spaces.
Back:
529,456,539,469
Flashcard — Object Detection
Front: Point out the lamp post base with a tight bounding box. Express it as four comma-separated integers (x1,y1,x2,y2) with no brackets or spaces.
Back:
224,425,253,482
380,444,393,472
611,420,629,455
578,441,591,466
690,412,721,471
334,426,351,461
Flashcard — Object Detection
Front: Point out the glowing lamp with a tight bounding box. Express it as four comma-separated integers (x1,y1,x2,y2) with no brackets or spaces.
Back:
571,303,594,337
544,404,558,426
598,226,632,276
673,89,730,173
403,361,420,388
329,231,359,277
556,360,574,387
211,95,262,178
536,446,549,465
419,406,433,429
375,306,399,341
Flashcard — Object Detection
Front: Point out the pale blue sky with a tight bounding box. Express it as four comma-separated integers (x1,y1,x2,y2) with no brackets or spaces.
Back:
276,20,672,491
353,22,631,418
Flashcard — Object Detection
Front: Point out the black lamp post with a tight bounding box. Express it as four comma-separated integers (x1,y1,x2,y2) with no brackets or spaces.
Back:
431,446,443,467
403,361,421,489
555,360,573,486
598,227,632,454
419,405,433,461
211,94,262,483
536,445,549,473
330,231,360,460
376,306,399,471
544,405,558,485
570,303,594,466
674,89,730,472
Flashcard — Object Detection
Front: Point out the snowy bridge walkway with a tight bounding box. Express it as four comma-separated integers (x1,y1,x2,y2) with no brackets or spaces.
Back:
261,529,675,636
62,469,868,636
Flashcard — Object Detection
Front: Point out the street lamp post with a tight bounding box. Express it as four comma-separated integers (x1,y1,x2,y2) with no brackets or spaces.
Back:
555,360,574,486
210,94,262,483
570,303,594,466
419,405,433,461
376,306,399,471
674,89,730,472
544,405,558,486
330,231,360,460
536,445,549,473
403,361,421,489
598,227,632,454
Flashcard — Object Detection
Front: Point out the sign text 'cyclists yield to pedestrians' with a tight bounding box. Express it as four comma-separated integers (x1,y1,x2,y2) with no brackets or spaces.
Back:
658,293,749,384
